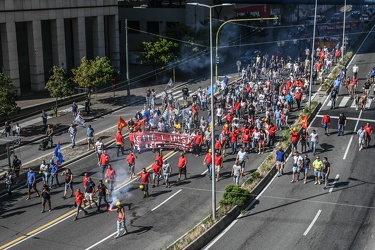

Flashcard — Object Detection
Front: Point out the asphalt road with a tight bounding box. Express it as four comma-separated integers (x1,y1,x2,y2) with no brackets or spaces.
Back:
204,25,375,250
0,25,323,249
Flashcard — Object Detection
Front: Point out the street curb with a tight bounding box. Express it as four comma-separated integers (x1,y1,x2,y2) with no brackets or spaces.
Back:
171,102,323,250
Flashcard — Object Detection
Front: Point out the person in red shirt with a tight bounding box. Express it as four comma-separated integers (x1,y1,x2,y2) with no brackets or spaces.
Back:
268,122,277,147
100,150,110,180
115,130,125,157
364,122,373,146
193,131,203,157
214,151,223,181
321,113,331,135
215,137,222,154
295,90,303,111
73,188,88,221
127,150,137,178
230,130,238,155
105,164,116,193
291,128,299,153
155,149,163,166
177,153,188,182
82,172,89,191
203,149,213,180
139,168,150,198
242,130,251,150
151,160,161,187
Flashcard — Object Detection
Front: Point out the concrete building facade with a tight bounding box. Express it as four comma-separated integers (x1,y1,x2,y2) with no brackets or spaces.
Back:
0,0,120,94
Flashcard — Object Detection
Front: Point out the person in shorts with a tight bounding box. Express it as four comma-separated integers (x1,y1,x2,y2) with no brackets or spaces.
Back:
313,156,323,185
231,160,243,186
291,152,303,183
177,153,188,182
275,147,286,177
322,157,331,189
87,125,95,151
41,184,52,213
62,168,74,198
139,168,150,198
26,167,40,200
84,177,98,209
127,150,137,179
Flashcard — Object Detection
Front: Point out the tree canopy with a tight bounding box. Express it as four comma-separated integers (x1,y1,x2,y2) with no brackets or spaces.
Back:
72,56,118,96
45,65,72,99
0,73,18,117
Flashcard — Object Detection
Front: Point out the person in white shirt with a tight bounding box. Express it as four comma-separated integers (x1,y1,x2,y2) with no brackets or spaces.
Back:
231,160,243,186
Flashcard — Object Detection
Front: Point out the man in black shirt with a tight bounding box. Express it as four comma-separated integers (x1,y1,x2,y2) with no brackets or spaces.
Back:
85,177,98,209
12,155,22,184
322,157,331,189
338,112,347,136
182,87,189,100
96,180,109,212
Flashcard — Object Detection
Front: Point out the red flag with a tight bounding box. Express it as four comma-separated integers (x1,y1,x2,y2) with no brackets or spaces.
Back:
301,116,308,129
118,116,127,131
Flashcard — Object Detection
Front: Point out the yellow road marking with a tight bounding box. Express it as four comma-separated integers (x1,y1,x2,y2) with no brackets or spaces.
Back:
0,150,175,249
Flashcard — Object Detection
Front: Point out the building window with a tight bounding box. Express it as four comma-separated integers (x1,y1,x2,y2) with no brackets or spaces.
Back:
128,21,140,34
147,21,159,34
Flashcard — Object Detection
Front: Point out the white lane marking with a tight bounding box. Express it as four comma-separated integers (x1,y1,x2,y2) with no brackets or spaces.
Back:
303,210,322,236
339,96,350,107
351,99,356,108
327,100,332,107
329,174,340,193
151,189,182,211
366,98,372,109
85,233,117,250
343,109,362,160
201,169,208,175
204,172,279,250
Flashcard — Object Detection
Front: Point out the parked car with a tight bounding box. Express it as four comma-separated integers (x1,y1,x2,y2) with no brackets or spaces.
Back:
351,7,361,18
360,13,369,22
240,49,262,65
305,15,326,25
330,13,343,23
366,8,374,17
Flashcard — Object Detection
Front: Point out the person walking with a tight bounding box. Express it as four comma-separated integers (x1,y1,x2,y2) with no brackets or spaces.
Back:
105,164,116,193
87,125,95,151
162,159,172,188
127,150,137,179
100,150,110,180
115,130,125,157
41,184,52,213
96,180,109,212
275,146,286,177
151,160,161,188
84,177,98,209
322,157,331,189
85,97,91,114
313,156,323,185
62,168,74,199
4,169,13,198
139,168,150,198
73,188,88,221
310,129,319,155
321,113,331,135
46,124,54,147
177,153,188,182
95,137,104,162
14,122,21,144
68,123,77,148
291,152,303,183
26,167,40,200
236,147,250,174
114,201,128,239
72,102,78,117
12,155,22,184
337,112,347,136
302,154,311,184
329,87,338,109
49,159,60,188
41,111,48,131
214,151,223,182
231,160,243,186
2,121,12,137
356,126,366,151
39,160,50,186
203,149,213,180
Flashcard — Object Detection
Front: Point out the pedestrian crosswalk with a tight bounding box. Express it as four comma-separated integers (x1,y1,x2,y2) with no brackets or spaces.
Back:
326,96,372,109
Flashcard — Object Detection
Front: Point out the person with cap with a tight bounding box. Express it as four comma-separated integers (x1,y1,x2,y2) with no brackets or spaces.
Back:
138,168,150,198
203,149,213,180
49,159,60,188
313,156,324,185
114,201,128,239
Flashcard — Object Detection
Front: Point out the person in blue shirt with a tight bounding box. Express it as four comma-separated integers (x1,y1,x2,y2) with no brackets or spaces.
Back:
49,160,60,188
26,167,40,200
275,146,286,177
333,77,341,94
86,125,95,151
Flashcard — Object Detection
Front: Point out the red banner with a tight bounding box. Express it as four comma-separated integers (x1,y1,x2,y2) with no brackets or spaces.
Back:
133,131,195,151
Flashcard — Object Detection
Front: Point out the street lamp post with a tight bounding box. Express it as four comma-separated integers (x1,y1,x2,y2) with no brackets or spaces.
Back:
342,0,347,62
215,17,278,81
187,2,232,220
309,0,318,109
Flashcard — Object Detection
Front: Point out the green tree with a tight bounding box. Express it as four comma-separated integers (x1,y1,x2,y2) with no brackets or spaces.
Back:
45,65,72,117
0,73,19,118
136,38,178,79
219,184,250,208
72,56,118,98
